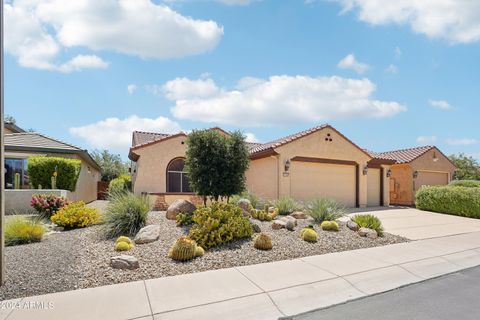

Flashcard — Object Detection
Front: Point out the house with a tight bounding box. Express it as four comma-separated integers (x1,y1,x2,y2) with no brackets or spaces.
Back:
129,124,397,209
371,146,456,206
4,122,101,203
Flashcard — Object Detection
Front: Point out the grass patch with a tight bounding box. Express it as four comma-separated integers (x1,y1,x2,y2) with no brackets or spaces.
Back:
5,216,45,246
351,214,384,236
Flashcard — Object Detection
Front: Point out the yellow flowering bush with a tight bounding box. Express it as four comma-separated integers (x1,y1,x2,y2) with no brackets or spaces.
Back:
51,201,100,229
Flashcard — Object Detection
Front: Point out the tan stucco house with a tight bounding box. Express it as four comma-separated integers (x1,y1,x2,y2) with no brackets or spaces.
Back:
128,124,408,209
4,122,101,203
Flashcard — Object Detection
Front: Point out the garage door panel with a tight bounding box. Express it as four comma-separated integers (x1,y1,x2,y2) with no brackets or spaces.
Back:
415,171,448,192
367,168,381,207
291,162,356,207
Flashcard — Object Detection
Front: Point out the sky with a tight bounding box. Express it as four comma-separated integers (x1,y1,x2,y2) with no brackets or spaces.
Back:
4,0,480,160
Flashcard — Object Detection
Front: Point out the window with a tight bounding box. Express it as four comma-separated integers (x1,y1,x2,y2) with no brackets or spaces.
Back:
5,158,29,189
167,158,191,193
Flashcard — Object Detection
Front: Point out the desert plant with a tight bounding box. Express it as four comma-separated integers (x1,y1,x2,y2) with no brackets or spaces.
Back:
176,212,194,226
320,220,339,232
253,233,273,250
449,180,480,188
300,227,318,243
352,214,384,236
189,202,253,248
274,196,298,215
305,198,345,223
195,246,205,257
104,192,150,238
51,201,100,228
229,190,266,209
115,241,132,251
251,208,276,221
416,185,480,219
28,156,81,191
116,236,134,246
14,172,21,189
5,217,45,246
168,236,198,261
31,194,69,218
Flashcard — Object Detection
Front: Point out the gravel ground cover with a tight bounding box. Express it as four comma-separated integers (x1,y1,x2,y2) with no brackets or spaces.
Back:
0,211,408,300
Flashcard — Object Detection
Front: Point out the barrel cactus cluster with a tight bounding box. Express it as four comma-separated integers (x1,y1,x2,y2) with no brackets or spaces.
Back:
115,236,134,251
251,205,278,221
253,233,273,250
300,226,318,243
320,221,339,232
168,236,204,261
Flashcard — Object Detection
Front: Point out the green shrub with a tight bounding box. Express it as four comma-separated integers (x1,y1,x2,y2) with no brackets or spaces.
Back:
305,198,345,223
28,156,81,192
273,196,298,215
321,220,339,231
416,185,480,219
352,214,384,236
449,180,480,188
108,174,132,195
104,192,150,238
176,212,194,226
51,201,100,228
189,202,253,249
229,190,266,209
5,217,45,246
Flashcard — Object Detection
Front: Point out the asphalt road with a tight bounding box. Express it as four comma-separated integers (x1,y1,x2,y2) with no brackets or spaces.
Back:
286,266,480,320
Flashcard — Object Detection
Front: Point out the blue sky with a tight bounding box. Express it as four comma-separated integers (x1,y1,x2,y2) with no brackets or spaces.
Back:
5,0,480,159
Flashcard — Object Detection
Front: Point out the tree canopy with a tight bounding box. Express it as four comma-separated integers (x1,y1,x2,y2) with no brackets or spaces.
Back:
449,153,480,180
91,149,128,182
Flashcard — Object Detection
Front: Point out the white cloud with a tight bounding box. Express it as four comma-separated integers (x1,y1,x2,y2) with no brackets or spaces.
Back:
70,115,181,151
417,136,437,146
165,0,255,5
337,54,370,74
165,75,406,127
58,55,109,73
446,138,480,146
5,0,223,71
429,99,453,110
395,46,402,58
385,64,399,74
127,84,137,95
335,0,480,43
245,132,259,143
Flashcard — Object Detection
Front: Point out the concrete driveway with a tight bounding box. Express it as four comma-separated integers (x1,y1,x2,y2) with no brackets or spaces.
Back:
345,207,480,240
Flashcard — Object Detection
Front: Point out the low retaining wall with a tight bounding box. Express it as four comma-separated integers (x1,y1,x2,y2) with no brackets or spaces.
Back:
5,189,71,214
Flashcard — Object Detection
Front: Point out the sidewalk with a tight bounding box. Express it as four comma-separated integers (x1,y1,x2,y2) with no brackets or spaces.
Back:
3,231,480,320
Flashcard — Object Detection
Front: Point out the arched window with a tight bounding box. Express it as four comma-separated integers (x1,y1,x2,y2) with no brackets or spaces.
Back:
167,158,191,193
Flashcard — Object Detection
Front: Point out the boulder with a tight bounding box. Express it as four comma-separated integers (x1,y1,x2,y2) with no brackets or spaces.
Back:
110,255,139,270
290,211,308,219
272,220,286,230
249,219,262,233
166,199,196,220
134,225,161,244
358,227,378,239
347,220,359,231
285,220,295,231
237,199,252,217
280,216,297,226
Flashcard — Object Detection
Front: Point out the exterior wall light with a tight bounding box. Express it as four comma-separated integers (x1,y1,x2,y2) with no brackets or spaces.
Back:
284,159,291,172
363,165,368,175
386,169,392,177
413,171,419,179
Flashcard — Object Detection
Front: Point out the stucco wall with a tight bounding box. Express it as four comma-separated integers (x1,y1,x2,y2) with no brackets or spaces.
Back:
411,148,456,176
245,156,278,200
5,128,14,134
274,127,371,207
133,135,188,194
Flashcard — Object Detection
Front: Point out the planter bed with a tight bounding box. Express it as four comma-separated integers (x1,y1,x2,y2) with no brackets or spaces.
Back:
0,211,408,300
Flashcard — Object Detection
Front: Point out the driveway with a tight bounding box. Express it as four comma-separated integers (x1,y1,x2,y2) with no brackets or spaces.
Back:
345,207,480,240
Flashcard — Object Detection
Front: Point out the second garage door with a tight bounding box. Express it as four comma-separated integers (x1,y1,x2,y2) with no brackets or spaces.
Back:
415,171,449,192
367,168,381,206
291,161,356,207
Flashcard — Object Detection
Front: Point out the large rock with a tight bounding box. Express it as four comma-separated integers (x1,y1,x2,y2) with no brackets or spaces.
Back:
237,199,252,217
110,255,139,270
285,220,295,231
134,225,161,244
347,220,359,231
249,219,262,233
358,227,378,239
166,199,196,220
272,220,286,230
290,211,308,219
280,216,297,226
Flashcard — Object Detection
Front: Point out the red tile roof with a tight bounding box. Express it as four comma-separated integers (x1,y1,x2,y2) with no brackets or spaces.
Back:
132,131,172,148
374,146,434,164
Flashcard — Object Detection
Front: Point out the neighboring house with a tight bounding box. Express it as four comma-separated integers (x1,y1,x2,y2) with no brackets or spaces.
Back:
4,123,101,203
129,124,396,209
371,146,456,206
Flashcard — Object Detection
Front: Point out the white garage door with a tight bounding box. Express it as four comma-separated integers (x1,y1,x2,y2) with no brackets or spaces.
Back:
291,162,356,207
415,171,449,192
367,168,381,207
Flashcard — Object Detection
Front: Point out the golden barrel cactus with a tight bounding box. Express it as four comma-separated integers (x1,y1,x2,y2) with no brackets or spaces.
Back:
254,233,273,250
320,221,339,232
301,227,318,243
195,246,205,257
168,236,198,261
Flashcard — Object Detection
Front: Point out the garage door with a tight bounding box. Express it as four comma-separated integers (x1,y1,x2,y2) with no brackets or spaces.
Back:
291,161,356,207
367,168,381,206
415,171,449,192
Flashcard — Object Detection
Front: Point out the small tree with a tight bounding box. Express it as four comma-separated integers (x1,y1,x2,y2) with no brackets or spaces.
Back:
185,130,250,204
91,149,128,182
449,153,480,180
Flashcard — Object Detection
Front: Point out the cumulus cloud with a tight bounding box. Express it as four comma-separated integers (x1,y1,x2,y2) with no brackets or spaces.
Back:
429,100,453,110
5,0,223,71
166,0,255,5
70,115,181,151
127,84,137,95
446,138,480,146
385,64,399,74
164,75,406,126
335,0,480,43
245,132,259,143
337,54,370,74
417,136,437,146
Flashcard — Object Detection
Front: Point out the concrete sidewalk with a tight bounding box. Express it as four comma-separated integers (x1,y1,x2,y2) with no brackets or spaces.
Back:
3,232,480,320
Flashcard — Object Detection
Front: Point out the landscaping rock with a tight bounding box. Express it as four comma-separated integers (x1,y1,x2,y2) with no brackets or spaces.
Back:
134,225,161,244
268,206,275,213
166,199,196,220
249,219,262,233
110,255,139,270
280,216,297,226
290,211,308,219
347,220,359,231
358,227,378,239
237,199,252,217
285,220,295,231
272,220,286,230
